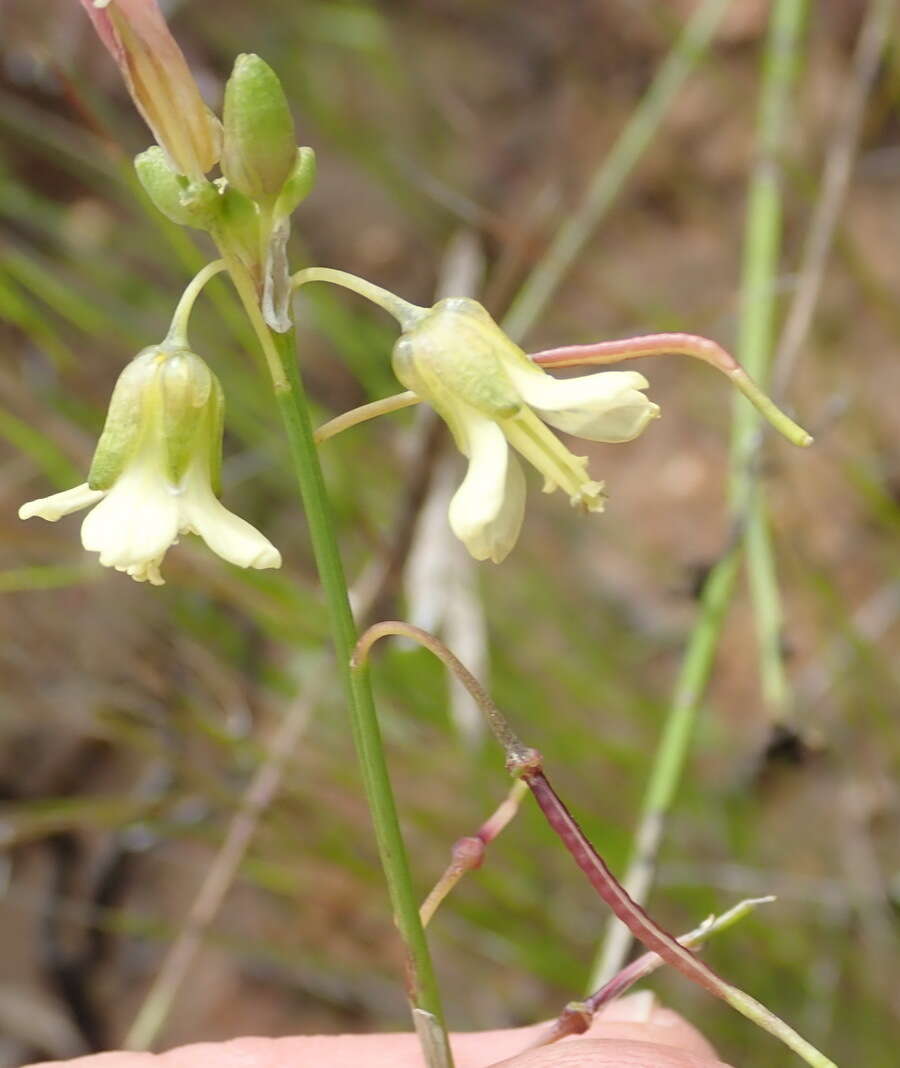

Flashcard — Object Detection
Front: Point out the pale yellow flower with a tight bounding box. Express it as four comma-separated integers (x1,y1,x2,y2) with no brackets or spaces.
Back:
392,298,659,562
20,346,280,585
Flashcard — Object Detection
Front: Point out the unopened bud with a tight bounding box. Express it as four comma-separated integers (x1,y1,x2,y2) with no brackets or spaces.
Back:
222,53,296,201
81,0,221,180
274,146,317,218
135,147,220,229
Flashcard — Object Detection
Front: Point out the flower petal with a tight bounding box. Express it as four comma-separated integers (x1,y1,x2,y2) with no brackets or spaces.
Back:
504,364,659,443
448,414,525,564
179,467,281,571
119,558,166,586
19,483,105,522
80,461,179,573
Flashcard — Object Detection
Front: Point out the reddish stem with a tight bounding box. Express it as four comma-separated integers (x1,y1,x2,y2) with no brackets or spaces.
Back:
537,948,673,1045
530,332,739,373
419,781,527,927
529,332,813,448
519,764,723,1001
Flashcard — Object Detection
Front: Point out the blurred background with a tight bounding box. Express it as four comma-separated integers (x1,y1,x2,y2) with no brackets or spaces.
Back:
1,1,898,1064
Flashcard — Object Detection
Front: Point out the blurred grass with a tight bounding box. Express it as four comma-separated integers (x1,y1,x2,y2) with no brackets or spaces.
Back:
1,2,899,1066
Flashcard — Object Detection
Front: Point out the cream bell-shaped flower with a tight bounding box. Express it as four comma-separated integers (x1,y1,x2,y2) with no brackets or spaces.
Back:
19,345,280,585
392,298,659,563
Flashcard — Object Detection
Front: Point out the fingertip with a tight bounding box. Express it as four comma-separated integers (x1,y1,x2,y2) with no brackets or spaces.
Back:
490,1037,731,1067
586,995,720,1061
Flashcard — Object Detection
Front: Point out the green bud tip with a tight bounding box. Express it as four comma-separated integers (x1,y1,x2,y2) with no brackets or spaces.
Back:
135,146,221,230
222,53,297,201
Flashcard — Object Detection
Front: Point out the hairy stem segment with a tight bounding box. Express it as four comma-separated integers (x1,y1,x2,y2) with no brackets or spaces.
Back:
353,622,838,1068
531,333,812,447
222,260,452,1068
419,780,528,928
531,897,775,1049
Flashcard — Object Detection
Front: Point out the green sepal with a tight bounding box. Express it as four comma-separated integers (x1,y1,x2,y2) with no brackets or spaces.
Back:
222,53,296,201
87,349,157,490
161,350,214,484
273,146,317,218
393,298,522,420
206,374,226,496
135,147,220,229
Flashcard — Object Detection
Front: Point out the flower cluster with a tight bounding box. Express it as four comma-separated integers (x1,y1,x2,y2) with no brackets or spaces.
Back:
24,0,807,588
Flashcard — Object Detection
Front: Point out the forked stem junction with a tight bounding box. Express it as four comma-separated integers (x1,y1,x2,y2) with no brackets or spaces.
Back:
352,621,837,1068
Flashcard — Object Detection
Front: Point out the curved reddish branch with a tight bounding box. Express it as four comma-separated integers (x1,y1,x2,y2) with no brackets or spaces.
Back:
530,332,812,447
531,332,739,374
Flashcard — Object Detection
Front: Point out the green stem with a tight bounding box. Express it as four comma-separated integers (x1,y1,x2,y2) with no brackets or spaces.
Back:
502,0,733,343
721,988,837,1068
292,266,426,327
164,258,226,348
223,256,452,1067
746,498,791,717
315,391,421,445
731,0,810,724
590,0,809,990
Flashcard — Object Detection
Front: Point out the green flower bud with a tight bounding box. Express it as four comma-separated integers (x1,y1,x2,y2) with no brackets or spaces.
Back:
273,146,317,218
217,184,262,275
135,146,220,229
222,53,296,201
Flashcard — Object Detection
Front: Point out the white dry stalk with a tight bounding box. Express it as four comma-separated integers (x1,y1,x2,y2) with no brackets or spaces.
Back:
403,230,489,745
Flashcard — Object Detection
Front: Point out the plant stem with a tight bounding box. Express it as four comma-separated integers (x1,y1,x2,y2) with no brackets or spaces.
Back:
223,256,452,1066
772,0,895,397
502,0,733,342
530,896,774,1048
530,333,812,447
731,0,810,725
292,266,426,327
589,0,809,990
589,551,740,985
164,258,226,348
356,622,838,1068
419,780,528,927
315,391,420,445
